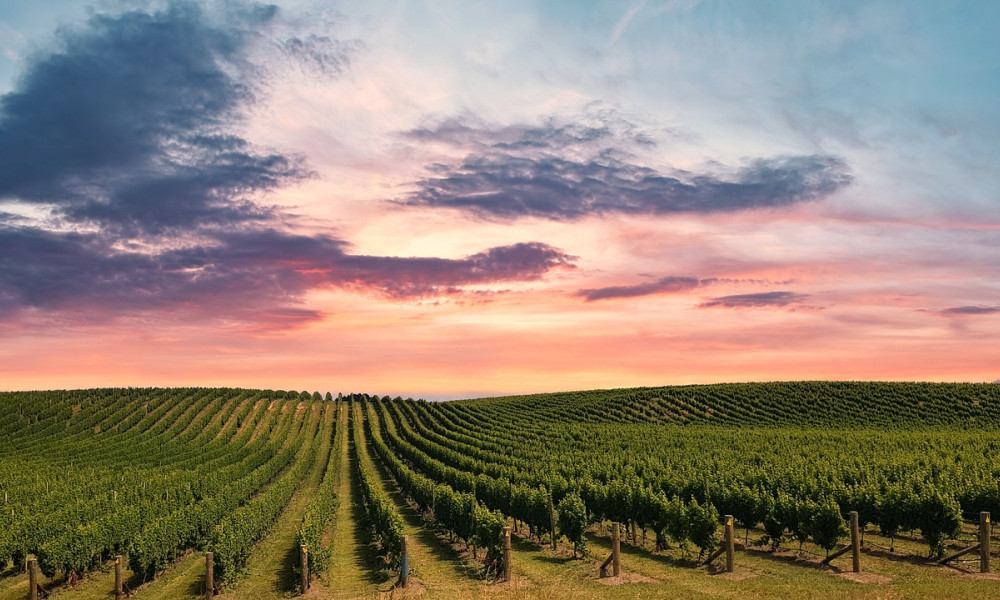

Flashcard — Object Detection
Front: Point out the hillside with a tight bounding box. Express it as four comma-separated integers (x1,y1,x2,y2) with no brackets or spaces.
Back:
454,381,1000,428
4,385,1000,600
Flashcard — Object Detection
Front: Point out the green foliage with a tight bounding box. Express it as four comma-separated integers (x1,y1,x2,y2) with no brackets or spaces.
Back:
5,381,1000,585
351,401,404,565
556,492,588,558
915,489,962,558
762,494,789,550
684,498,719,559
664,496,689,549
295,408,342,579
727,484,766,542
0,388,326,582
208,404,327,583
789,497,817,550
360,397,507,577
809,499,848,554
472,503,506,576
877,485,914,551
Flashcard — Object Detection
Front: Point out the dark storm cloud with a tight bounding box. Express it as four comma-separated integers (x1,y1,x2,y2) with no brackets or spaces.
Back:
0,1,308,234
401,116,851,221
938,306,1000,316
0,2,573,327
699,291,810,309
0,225,575,323
333,242,576,298
577,276,706,302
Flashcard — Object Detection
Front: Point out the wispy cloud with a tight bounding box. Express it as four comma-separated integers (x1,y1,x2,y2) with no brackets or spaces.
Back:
699,291,810,310
608,1,648,46
938,306,1000,317
577,275,799,303
577,275,706,302
401,114,851,221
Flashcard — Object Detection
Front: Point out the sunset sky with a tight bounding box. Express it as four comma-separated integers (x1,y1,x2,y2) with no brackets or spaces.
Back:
1,0,999,399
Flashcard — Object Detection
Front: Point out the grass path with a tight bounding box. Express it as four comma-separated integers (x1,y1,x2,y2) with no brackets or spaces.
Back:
226,403,336,600
353,403,484,599
131,551,206,600
324,402,382,600
0,564,115,600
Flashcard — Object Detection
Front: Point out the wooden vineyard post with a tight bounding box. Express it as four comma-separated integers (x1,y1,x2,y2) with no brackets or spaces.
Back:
549,494,557,550
612,521,621,577
600,522,622,578
503,526,512,582
300,545,309,594
824,512,862,571
28,558,38,600
724,515,735,573
981,512,991,573
115,555,123,600
850,511,861,573
205,552,214,600
399,535,409,588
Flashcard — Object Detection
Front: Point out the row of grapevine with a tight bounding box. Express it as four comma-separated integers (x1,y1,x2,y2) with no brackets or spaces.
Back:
357,396,506,575
350,401,404,565
0,388,336,589
295,402,343,578
381,394,985,559
371,396,729,558
208,402,330,582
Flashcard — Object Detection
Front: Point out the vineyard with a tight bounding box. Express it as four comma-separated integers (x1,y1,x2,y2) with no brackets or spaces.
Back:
4,383,1000,599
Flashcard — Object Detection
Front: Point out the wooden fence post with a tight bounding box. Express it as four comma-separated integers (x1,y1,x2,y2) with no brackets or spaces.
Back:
400,535,409,588
850,511,861,573
981,511,991,574
115,555,123,600
612,521,621,577
503,526,512,582
300,545,309,594
724,515,735,573
28,558,37,600
205,552,214,600
549,495,557,550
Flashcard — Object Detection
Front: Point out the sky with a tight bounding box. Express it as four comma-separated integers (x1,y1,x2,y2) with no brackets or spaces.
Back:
1,0,999,399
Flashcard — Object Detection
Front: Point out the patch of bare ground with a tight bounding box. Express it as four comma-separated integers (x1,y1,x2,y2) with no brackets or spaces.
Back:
480,575,536,594
378,580,427,598
836,571,892,584
940,566,1000,580
594,572,658,585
